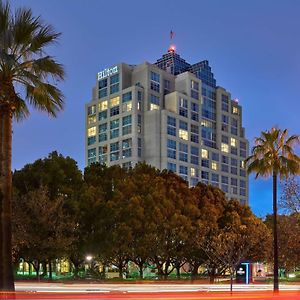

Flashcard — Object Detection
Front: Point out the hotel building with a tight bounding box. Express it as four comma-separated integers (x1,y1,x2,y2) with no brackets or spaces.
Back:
85,48,249,204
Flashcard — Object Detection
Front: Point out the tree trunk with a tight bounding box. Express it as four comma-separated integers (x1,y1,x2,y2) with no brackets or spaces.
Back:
0,106,15,291
230,269,234,292
176,266,180,279
209,268,216,284
273,172,279,291
49,261,52,280
191,263,199,280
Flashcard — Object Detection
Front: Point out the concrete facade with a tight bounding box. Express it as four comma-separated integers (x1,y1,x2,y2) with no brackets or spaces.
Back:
85,50,249,204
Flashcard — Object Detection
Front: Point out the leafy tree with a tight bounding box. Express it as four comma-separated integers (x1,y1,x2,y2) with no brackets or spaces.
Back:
12,187,74,279
265,213,300,276
280,177,300,214
0,1,65,290
246,127,300,291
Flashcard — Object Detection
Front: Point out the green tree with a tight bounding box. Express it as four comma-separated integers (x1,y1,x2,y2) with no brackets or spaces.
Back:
12,187,74,280
0,1,65,290
246,127,300,291
265,213,300,276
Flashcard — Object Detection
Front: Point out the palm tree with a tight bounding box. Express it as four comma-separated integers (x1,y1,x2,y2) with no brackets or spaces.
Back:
0,1,65,291
246,127,300,291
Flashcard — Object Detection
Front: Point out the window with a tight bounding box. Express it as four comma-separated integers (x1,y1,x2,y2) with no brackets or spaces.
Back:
179,98,188,117
150,94,160,110
201,159,209,168
99,88,107,98
122,92,132,103
191,80,199,91
221,184,229,193
88,105,96,115
137,91,142,111
167,139,176,159
99,123,108,142
232,106,239,115
164,79,170,94
191,90,199,100
88,115,96,125
240,188,246,196
221,143,229,153
221,176,228,184
222,135,229,144
231,137,237,147
167,116,176,136
179,143,188,162
110,106,119,117
231,158,238,166
99,110,107,121
240,169,246,177
212,152,219,161
231,147,238,155
122,101,132,112
99,78,107,89
222,114,229,124
122,115,132,135
201,171,209,180
87,148,96,165
222,94,229,112
221,164,229,172
240,141,247,150
201,149,208,158
99,100,108,111
212,162,218,170
222,155,229,164
138,138,142,157
110,142,119,161
110,83,119,94
110,74,119,84
179,165,188,178
110,96,120,107
137,114,142,133
191,124,199,143
110,119,119,139
191,102,199,121
99,145,107,164
212,173,219,182
190,167,199,177
240,160,245,169
231,178,238,186
88,126,96,137
122,148,131,158
240,180,246,188
231,166,238,175
191,146,199,165
167,162,176,172
150,71,160,92
179,129,188,140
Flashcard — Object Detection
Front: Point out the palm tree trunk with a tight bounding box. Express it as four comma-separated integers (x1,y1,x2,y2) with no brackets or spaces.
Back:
273,172,279,291
0,106,15,291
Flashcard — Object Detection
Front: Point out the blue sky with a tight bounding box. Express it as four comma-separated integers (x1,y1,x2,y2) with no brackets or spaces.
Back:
10,0,300,217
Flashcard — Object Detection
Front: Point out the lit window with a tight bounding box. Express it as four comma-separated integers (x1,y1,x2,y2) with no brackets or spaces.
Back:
87,126,96,137
231,138,237,147
150,103,159,110
179,129,188,140
201,149,208,158
212,162,218,170
110,96,120,107
221,143,229,153
232,106,239,114
99,100,108,111
122,101,132,112
240,160,245,169
88,115,96,124
190,167,198,177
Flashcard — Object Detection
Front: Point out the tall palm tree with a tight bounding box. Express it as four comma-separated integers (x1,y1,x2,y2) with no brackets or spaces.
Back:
0,1,65,291
246,127,300,291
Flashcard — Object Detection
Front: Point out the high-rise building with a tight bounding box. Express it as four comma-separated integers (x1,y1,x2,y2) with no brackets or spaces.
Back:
86,48,249,204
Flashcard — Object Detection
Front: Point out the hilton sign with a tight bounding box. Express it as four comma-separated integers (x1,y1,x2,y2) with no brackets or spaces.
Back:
97,66,118,80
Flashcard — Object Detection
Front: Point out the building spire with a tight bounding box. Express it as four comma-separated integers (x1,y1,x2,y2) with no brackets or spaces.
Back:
168,30,176,53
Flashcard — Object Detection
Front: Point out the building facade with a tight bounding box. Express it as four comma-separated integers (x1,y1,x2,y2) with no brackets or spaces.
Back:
85,49,249,204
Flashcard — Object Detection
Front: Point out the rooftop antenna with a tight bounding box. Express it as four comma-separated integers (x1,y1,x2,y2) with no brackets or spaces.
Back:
168,30,176,53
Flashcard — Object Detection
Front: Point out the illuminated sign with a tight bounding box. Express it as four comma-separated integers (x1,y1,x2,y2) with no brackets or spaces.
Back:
98,66,118,80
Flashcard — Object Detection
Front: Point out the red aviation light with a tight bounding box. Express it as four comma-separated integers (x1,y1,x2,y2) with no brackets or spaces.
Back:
168,44,176,53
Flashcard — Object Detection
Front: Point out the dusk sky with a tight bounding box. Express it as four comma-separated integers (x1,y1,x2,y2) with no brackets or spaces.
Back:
11,0,300,217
